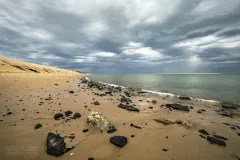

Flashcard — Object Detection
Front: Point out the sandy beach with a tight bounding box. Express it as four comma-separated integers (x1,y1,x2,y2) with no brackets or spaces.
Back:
0,56,240,160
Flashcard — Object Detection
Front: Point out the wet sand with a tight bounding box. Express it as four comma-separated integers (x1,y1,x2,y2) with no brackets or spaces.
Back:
0,57,240,160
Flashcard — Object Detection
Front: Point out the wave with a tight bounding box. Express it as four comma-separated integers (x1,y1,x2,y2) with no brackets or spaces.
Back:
85,77,219,103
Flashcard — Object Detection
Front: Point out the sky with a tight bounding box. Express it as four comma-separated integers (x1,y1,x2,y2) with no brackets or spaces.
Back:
0,0,240,73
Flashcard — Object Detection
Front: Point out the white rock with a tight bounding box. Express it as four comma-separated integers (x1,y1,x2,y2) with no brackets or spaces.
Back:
87,111,110,130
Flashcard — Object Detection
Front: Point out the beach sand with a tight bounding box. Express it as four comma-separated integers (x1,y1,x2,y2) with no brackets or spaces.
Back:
0,56,240,160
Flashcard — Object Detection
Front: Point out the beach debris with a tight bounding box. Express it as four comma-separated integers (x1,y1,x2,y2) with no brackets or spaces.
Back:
82,129,89,133
87,111,111,130
207,136,226,147
175,120,183,124
166,104,189,111
213,135,228,140
130,123,142,129
107,126,117,133
221,101,238,109
69,153,74,156
34,123,42,130
93,101,100,105
54,113,64,120
178,96,191,100
110,136,128,148
117,103,140,112
199,129,210,135
73,112,81,118
46,132,74,156
65,111,73,117
153,118,175,125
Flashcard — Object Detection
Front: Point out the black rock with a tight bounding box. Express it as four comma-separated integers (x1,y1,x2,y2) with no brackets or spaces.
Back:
199,135,206,139
198,129,210,135
68,136,75,139
117,103,139,112
179,96,191,100
107,128,117,133
162,149,169,151
34,123,42,130
230,126,236,130
148,106,153,109
120,97,132,103
110,136,128,148
93,101,100,105
64,111,72,117
54,113,64,120
130,123,142,129
6,112,13,115
238,133,240,136
69,91,74,94
88,158,94,160
131,135,135,138
46,132,73,156
166,104,189,111
73,112,81,118
207,136,226,147
213,135,228,140
82,129,89,133
223,123,230,126
219,111,232,117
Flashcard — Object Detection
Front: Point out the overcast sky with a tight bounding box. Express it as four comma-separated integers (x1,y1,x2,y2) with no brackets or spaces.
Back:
0,0,240,73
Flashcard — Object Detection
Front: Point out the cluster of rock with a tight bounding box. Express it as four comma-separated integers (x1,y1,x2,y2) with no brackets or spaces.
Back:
198,129,227,147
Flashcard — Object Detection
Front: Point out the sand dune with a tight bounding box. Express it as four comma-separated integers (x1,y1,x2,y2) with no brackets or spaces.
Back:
0,56,79,74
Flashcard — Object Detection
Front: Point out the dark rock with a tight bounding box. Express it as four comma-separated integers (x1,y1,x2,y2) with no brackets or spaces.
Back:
110,136,128,148
69,91,74,94
130,123,142,129
117,103,139,112
166,104,189,111
175,120,183,124
199,135,206,139
107,127,117,133
82,129,89,133
230,126,236,130
88,158,94,160
64,111,73,117
73,112,81,118
151,100,157,104
120,97,132,103
34,123,42,130
197,110,202,113
46,132,73,156
93,101,100,105
148,106,153,109
221,101,238,109
223,123,230,126
154,119,174,125
189,106,194,109
131,135,135,138
199,129,209,135
54,113,64,120
6,112,13,115
68,136,75,139
238,133,240,136
207,136,226,147
213,135,228,140
219,111,232,117
179,96,191,100
162,149,169,151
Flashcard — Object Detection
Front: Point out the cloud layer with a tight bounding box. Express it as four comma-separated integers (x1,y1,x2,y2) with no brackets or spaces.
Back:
0,0,240,73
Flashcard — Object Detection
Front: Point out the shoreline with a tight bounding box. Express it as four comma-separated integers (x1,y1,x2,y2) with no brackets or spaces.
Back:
0,73,240,160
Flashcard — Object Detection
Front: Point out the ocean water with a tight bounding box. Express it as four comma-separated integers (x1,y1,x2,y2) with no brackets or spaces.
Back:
88,74,240,103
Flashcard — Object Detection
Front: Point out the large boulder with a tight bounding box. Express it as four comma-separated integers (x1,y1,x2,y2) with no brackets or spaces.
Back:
46,132,73,156
87,112,111,130
166,104,189,111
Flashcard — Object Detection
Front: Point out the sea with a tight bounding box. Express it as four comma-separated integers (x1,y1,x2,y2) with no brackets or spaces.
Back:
88,74,240,103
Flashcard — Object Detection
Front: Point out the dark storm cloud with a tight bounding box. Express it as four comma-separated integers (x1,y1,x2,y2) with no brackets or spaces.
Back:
0,0,240,73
